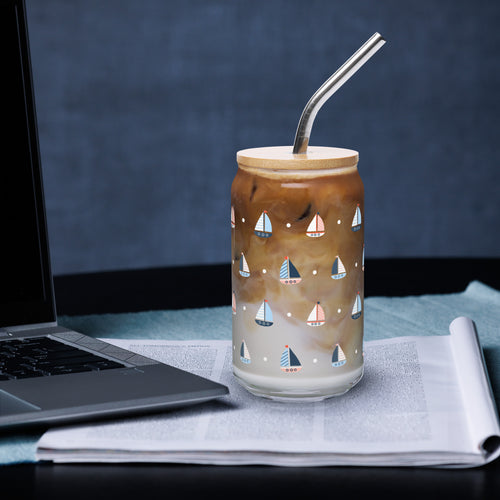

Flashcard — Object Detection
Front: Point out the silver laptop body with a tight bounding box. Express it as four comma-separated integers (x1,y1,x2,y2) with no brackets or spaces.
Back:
0,0,228,431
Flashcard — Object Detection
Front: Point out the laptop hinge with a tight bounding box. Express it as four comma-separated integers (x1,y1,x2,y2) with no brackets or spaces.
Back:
1,321,58,334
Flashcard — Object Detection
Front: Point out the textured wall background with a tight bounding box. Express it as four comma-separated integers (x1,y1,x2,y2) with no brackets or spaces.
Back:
26,0,500,275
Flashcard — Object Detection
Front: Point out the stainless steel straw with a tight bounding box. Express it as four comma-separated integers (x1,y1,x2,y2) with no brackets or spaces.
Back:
292,32,386,154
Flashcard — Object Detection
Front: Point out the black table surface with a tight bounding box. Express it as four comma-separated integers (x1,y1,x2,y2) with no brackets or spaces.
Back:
54,257,500,315
2,258,500,500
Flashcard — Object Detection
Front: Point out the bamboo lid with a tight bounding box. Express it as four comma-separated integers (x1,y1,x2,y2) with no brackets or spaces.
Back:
236,146,359,170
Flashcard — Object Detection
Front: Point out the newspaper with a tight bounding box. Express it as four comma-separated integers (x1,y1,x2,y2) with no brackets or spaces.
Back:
36,317,500,467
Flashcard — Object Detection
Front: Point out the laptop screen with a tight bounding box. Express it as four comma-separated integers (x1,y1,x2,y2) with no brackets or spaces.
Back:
0,0,56,327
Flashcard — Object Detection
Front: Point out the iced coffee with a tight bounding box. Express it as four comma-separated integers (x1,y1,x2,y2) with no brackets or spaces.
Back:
231,146,364,401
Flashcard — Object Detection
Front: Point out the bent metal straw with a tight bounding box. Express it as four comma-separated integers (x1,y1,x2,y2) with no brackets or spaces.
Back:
293,32,386,155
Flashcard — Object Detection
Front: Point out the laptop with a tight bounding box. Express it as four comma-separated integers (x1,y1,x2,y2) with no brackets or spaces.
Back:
0,0,228,431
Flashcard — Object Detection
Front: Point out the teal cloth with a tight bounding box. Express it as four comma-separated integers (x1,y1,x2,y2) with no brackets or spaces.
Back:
1,281,499,465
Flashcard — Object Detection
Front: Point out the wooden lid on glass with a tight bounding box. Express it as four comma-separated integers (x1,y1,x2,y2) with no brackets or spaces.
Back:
237,146,359,170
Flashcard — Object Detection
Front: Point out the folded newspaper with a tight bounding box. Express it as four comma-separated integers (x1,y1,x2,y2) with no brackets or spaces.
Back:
36,317,500,467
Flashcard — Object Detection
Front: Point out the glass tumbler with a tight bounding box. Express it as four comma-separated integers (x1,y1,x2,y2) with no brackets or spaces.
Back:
231,146,364,401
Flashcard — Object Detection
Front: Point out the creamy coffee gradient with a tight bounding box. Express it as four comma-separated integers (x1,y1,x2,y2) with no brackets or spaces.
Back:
231,146,364,400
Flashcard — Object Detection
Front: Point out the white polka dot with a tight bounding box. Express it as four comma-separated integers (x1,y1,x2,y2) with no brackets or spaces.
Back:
286,223,291,228
355,349,358,354
287,312,292,317
337,219,341,224
241,217,245,223
262,269,267,274
312,269,318,275
313,358,318,364
263,357,268,362
242,306,246,311
337,308,342,314
355,262,358,267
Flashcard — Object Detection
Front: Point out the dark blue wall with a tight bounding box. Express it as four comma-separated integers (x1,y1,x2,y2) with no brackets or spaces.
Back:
26,0,500,275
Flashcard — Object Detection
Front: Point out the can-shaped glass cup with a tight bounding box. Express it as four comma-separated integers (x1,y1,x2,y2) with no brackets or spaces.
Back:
231,146,364,401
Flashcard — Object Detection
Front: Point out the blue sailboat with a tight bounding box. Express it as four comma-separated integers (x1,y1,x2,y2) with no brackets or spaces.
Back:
351,292,362,320
331,344,347,367
279,257,302,285
351,204,362,232
239,252,250,277
331,256,347,280
240,341,251,364
254,210,272,238
280,345,302,373
255,300,273,326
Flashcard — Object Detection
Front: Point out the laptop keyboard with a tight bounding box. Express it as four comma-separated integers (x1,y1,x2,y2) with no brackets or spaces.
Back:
0,337,126,380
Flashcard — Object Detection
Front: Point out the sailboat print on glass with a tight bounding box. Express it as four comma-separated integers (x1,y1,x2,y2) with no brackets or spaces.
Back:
232,291,236,315
240,341,251,364
239,252,250,277
307,302,325,327
306,212,325,238
255,300,273,326
279,256,302,285
254,210,272,238
280,345,302,373
331,343,347,367
231,205,235,228
351,292,362,320
331,256,347,280
351,204,362,232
